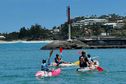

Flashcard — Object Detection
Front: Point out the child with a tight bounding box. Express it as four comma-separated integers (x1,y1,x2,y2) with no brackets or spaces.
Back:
41,59,49,71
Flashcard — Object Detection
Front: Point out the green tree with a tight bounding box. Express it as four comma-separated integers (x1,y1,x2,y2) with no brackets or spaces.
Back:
18,27,29,39
6,32,19,40
108,13,120,22
60,23,68,39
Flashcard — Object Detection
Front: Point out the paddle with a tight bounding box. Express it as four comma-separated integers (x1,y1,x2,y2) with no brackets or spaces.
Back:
47,50,53,65
74,61,79,65
59,47,69,64
95,66,104,72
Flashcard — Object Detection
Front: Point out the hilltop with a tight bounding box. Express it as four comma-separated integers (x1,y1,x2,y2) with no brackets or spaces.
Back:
0,13,126,41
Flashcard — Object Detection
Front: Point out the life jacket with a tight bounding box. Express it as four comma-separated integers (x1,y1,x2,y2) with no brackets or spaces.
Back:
58,58,61,62
79,56,88,68
55,57,61,63
80,61,87,68
41,63,48,71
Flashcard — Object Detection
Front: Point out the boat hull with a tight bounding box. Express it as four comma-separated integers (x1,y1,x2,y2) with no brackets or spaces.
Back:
35,68,61,77
51,63,76,67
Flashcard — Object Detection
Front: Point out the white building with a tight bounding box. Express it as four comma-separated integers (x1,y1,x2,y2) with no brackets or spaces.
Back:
53,28,60,32
51,28,60,34
0,36,5,39
104,23,124,28
84,19,108,25
117,20,123,23
72,19,108,27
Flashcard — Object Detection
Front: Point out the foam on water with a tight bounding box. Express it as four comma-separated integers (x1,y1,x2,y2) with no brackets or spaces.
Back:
0,40,53,44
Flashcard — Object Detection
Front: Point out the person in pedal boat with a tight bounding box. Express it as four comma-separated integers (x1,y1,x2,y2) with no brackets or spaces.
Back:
79,51,89,68
54,54,64,66
41,59,50,71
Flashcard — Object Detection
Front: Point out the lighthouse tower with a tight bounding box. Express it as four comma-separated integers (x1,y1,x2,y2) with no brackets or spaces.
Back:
67,5,72,41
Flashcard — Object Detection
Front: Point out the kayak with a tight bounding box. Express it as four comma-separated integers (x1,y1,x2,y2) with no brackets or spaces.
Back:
51,62,77,67
77,67,96,72
35,68,61,78
76,60,99,72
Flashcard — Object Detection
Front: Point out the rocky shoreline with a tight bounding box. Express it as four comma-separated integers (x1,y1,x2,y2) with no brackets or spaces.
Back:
1,39,126,49
40,40,89,50
41,38,126,49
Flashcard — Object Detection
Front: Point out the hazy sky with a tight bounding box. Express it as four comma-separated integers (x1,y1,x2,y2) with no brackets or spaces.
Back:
0,0,126,33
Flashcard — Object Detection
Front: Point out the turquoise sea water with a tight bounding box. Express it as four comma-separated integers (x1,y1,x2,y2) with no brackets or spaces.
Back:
0,43,126,84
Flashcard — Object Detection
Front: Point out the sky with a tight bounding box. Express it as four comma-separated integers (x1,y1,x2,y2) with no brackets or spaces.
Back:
0,0,126,33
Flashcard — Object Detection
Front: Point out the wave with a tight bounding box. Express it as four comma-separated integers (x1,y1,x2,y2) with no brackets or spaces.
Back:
20,40,53,43
0,40,53,44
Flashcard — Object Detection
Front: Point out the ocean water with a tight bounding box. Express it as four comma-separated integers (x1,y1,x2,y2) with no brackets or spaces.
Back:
0,43,126,84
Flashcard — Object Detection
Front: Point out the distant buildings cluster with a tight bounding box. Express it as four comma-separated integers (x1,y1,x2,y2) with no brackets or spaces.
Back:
72,19,124,29
51,18,125,37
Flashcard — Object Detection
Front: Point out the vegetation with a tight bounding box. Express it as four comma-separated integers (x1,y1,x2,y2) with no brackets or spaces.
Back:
1,24,53,41
1,13,126,41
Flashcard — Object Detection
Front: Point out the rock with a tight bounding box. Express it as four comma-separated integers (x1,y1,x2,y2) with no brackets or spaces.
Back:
40,40,89,50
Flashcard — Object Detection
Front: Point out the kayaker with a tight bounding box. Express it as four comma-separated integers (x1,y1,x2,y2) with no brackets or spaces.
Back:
79,51,88,62
41,59,50,71
87,54,96,68
54,54,63,66
79,51,89,68
87,54,93,63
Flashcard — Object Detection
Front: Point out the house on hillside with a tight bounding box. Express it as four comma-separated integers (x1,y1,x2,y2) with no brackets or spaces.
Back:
72,19,108,27
104,23,124,29
51,28,60,34
0,36,6,39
